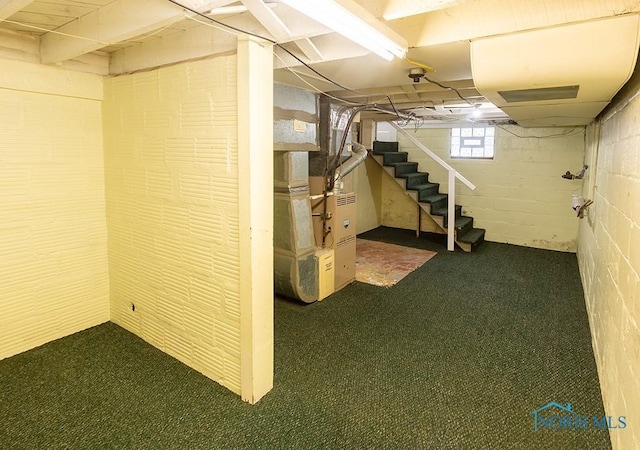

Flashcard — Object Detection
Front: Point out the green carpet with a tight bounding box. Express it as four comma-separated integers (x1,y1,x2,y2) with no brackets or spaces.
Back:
0,227,611,449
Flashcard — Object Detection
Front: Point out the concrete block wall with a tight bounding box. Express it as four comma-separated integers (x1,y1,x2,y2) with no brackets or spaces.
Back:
387,126,585,251
578,71,640,449
0,59,109,359
103,56,243,394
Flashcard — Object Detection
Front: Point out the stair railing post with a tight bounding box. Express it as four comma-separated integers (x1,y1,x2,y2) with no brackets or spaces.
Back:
448,169,455,251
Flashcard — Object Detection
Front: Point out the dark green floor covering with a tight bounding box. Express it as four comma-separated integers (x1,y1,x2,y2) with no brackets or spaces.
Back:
0,227,610,449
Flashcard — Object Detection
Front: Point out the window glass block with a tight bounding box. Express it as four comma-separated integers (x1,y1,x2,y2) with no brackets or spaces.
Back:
450,127,495,159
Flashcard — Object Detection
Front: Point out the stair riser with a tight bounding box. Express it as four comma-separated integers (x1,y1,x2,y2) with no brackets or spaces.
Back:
457,219,474,236
373,142,399,153
468,235,485,247
383,153,408,165
418,187,440,201
440,204,461,214
442,214,460,225
431,203,461,215
442,216,473,232
458,229,486,251
430,197,448,211
393,163,419,177
405,175,429,189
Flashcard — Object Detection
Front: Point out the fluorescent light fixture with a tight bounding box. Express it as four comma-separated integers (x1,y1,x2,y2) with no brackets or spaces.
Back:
279,0,407,61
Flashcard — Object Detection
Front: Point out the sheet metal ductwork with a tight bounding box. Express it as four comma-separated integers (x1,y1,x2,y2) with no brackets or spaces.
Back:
273,151,318,303
471,14,640,127
273,84,319,303
273,85,367,303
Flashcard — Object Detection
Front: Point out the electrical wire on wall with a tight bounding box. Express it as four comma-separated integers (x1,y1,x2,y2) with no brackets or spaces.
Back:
497,125,584,139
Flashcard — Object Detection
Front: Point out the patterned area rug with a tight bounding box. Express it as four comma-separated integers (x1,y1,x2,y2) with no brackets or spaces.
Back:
355,238,437,287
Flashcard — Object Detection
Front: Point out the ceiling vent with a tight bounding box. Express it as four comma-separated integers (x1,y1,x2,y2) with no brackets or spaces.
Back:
498,85,579,103
471,14,640,127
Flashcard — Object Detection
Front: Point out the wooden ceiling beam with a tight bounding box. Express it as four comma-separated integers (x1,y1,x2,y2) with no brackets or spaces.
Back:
240,0,290,42
294,38,324,63
0,0,35,21
40,0,186,64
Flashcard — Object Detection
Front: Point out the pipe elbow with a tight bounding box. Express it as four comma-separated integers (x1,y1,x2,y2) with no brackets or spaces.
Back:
334,143,368,183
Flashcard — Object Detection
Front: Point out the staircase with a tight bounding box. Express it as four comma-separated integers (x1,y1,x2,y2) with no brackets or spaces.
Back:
371,140,485,252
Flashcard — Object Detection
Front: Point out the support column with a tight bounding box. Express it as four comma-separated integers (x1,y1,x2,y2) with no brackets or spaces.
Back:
360,118,375,148
237,36,274,404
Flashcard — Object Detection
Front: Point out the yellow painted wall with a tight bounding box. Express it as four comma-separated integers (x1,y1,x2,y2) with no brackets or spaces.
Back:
0,59,108,359
353,157,383,234
380,169,442,235
382,126,585,251
577,74,640,449
103,56,244,394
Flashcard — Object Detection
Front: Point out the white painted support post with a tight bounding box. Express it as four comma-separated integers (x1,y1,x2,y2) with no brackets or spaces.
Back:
238,36,274,404
447,170,455,251
417,202,421,237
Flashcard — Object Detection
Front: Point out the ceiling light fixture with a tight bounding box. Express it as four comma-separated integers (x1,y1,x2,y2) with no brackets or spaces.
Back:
279,0,407,61
408,67,426,82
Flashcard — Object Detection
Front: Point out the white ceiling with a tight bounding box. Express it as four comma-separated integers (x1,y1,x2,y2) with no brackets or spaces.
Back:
1,0,639,126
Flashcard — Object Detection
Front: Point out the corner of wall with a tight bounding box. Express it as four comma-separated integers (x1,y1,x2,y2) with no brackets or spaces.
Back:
576,68,640,449
0,58,108,359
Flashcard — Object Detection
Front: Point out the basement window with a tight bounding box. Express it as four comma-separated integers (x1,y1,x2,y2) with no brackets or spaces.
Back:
450,127,494,159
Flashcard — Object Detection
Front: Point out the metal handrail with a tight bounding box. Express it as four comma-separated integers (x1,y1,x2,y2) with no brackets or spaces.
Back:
389,122,477,251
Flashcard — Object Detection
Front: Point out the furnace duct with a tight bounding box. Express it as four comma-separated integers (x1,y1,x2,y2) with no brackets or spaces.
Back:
273,86,369,303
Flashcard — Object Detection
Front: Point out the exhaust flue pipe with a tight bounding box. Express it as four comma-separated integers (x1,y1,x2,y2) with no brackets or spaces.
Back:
333,142,368,184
